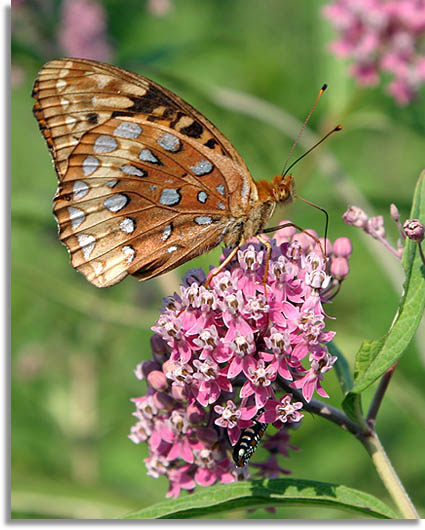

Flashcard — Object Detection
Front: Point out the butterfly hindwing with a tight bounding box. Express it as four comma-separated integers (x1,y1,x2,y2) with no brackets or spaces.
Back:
53,118,230,286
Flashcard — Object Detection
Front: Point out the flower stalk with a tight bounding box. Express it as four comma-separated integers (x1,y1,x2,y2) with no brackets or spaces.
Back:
280,356,420,519
366,362,398,427
359,430,419,519
282,364,419,519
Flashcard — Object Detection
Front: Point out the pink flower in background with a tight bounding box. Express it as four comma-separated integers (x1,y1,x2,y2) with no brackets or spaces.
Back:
129,226,351,497
11,0,26,8
322,0,425,104
147,0,173,16
11,64,25,87
59,0,113,61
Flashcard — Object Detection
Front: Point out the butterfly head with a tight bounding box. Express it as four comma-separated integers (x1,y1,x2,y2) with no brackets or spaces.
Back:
270,173,294,204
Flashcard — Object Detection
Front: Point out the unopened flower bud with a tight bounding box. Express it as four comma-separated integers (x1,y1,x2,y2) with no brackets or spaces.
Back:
330,257,350,280
154,391,174,411
292,233,314,251
274,221,297,245
333,237,352,258
403,219,425,242
366,216,385,239
390,203,400,222
137,360,159,380
317,237,332,256
147,370,168,391
151,334,169,355
342,205,368,228
187,403,206,424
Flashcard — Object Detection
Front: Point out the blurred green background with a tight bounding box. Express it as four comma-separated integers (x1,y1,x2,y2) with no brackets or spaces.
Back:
11,0,425,519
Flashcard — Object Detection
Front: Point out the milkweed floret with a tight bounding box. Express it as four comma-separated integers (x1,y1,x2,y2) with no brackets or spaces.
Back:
129,225,351,498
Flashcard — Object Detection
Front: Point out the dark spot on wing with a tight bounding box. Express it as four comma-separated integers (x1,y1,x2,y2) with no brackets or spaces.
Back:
111,85,173,118
204,138,219,149
180,120,203,138
86,112,98,125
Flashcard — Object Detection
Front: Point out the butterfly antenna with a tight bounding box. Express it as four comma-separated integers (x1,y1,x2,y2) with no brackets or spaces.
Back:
285,124,343,256
281,83,328,177
283,125,343,177
289,124,343,257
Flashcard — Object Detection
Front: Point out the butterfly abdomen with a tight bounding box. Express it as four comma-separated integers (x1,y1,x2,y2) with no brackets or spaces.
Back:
232,420,268,467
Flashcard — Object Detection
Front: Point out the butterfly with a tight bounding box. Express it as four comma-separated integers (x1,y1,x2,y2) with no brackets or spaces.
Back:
32,58,295,288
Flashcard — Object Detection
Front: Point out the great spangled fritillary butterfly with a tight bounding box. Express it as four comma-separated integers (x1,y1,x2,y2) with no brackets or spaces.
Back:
32,58,295,288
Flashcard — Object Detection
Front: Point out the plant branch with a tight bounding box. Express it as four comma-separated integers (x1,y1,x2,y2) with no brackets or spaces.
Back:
279,377,419,518
366,361,399,427
278,378,367,437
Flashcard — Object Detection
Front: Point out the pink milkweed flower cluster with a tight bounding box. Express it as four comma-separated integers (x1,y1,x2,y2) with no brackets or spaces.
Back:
322,0,425,105
59,0,113,62
129,226,351,498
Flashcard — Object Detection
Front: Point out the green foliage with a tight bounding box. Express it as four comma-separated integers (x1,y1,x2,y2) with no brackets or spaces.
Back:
125,479,398,519
342,171,425,419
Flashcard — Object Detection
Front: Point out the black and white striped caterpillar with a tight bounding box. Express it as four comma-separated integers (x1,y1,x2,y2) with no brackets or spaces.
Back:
232,420,268,467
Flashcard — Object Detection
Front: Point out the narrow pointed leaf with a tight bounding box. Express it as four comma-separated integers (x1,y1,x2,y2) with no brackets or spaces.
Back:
329,341,353,395
123,478,398,519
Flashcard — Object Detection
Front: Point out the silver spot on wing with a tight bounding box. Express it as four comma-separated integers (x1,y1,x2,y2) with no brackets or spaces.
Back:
159,188,181,206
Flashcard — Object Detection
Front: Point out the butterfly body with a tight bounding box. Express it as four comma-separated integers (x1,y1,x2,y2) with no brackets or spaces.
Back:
33,58,294,287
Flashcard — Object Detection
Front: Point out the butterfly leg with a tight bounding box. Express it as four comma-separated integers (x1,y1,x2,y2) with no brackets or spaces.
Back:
256,234,272,299
262,222,328,271
204,245,240,287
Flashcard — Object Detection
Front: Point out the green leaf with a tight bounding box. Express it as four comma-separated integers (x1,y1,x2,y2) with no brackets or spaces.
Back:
123,479,398,519
342,391,364,424
346,170,425,397
329,341,354,395
329,341,365,422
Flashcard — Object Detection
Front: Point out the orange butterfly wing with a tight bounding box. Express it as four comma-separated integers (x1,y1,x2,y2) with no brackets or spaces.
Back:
32,58,258,287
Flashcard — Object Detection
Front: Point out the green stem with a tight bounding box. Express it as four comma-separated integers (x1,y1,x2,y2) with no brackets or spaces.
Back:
278,378,419,518
417,241,425,267
358,431,419,519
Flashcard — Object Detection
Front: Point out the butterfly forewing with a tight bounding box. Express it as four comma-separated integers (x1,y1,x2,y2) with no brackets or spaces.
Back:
33,58,258,287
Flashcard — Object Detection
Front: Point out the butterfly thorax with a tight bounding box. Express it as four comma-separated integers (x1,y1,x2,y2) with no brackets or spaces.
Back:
221,174,294,248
